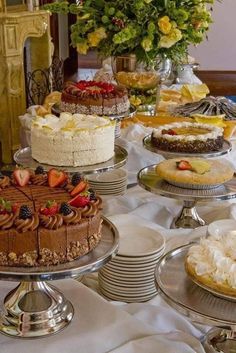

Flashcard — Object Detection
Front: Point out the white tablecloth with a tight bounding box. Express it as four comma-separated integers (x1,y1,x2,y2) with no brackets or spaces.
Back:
1,123,236,352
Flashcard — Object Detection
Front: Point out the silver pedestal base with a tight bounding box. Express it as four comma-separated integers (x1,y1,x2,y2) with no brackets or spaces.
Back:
204,328,236,353
171,201,206,229
0,281,74,338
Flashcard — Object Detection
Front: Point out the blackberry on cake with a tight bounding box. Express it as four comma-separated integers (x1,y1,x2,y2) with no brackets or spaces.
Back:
60,80,130,115
71,172,82,186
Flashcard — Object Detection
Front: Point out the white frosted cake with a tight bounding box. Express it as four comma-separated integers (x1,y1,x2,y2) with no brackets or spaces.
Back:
31,113,115,166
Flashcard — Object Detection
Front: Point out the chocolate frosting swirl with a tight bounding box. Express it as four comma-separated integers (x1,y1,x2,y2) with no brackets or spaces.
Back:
64,183,74,193
91,196,103,210
0,176,10,189
62,207,81,224
40,214,63,230
14,213,39,233
31,174,47,186
80,203,97,217
0,213,16,230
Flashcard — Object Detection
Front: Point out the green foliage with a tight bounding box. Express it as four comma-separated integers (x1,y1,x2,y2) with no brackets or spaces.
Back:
44,0,218,65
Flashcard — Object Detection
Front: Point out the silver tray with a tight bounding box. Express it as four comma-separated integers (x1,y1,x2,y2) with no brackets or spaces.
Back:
143,134,232,159
155,244,236,327
0,216,119,282
138,164,236,202
51,103,137,120
14,145,128,174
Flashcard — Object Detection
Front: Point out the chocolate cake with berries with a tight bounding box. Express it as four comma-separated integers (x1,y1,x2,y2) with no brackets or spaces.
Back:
0,167,103,266
60,80,130,115
151,122,224,153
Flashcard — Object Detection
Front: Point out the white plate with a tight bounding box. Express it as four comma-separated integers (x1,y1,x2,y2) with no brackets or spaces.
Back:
100,267,155,279
117,225,165,257
103,264,156,276
88,169,127,183
98,272,155,287
99,287,157,302
99,270,155,284
207,219,236,237
89,180,127,187
99,281,157,295
105,261,158,273
114,248,165,263
108,257,160,269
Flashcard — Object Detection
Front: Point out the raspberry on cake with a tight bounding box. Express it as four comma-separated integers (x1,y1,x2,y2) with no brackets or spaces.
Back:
60,80,130,115
31,113,115,167
0,168,103,266
151,122,224,153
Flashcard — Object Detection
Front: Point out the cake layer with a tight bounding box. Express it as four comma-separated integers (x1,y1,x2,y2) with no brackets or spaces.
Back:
31,113,115,166
151,122,224,153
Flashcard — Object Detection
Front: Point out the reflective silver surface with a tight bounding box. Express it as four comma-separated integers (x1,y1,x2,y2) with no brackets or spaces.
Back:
51,103,137,120
0,217,119,281
138,165,236,202
0,217,119,338
155,244,236,327
143,135,232,159
14,145,128,174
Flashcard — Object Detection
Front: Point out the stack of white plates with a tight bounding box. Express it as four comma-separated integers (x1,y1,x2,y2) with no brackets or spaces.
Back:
99,224,165,302
87,169,127,196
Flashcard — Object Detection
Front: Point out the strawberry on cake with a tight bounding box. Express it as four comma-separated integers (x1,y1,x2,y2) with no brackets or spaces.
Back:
0,167,103,266
60,80,130,115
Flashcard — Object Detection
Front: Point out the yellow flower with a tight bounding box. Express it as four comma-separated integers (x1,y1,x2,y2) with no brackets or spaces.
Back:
129,95,142,107
158,16,172,34
88,27,107,47
159,28,182,48
141,37,153,52
77,41,89,55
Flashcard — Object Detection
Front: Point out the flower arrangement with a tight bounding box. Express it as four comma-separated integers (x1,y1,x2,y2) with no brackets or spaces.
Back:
44,0,216,65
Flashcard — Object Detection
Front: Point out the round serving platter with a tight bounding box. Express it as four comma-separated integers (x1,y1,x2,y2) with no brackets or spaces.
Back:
14,145,128,175
0,217,119,338
143,134,232,159
155,244,236,326
51,103,137,120
138,164,236,202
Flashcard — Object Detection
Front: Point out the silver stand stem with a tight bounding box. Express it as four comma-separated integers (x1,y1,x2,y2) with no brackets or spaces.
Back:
0,281,74,338
171,200,206,229
204,328,236,353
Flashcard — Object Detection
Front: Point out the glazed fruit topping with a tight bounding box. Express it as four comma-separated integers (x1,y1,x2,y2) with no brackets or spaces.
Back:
69,194,90,208
19,205,32,219
59,202,73,216
76,80,115,95
35,166,45,175
13,168,30,186
162,129,177,136
176,160,192,171
71,172,82,186
40,200,58,216
71,180,87,197
0,198,18,214
48,169,67,188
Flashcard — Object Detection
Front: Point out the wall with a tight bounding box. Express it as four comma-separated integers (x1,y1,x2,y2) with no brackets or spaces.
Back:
189,0,236,70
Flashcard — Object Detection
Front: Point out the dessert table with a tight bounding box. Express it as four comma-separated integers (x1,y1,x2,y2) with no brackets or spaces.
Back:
1,123,236,352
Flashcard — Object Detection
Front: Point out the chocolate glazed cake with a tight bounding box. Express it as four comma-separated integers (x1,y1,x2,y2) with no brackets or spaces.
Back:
0,170,103,267
60,80,130,115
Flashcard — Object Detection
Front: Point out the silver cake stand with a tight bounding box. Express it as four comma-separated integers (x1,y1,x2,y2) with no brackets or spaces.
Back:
143,134,232,159
137,165,236,228
0,217,119,339
155,244,236,353
14,145,127,175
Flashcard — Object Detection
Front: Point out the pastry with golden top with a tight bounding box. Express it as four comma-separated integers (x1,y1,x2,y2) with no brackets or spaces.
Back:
156,158,234,189
185,233,236,297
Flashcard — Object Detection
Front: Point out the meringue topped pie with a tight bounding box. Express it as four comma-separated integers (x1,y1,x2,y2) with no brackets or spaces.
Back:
185,233,236,297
